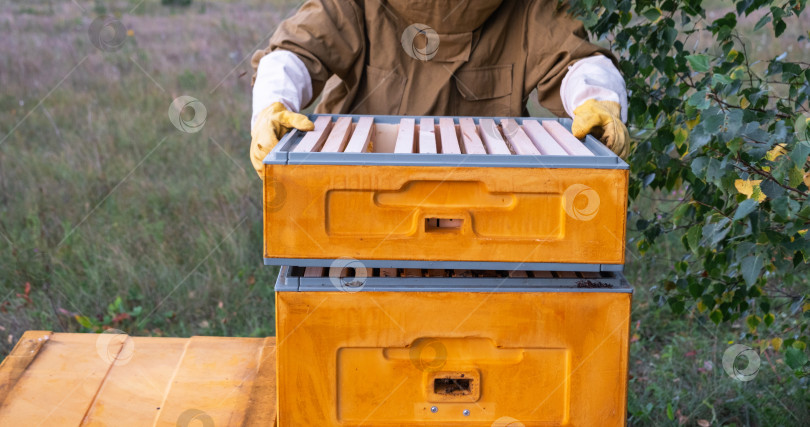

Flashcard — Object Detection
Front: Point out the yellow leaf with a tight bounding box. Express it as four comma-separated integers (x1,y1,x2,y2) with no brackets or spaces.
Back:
803,303,810,312
674,128,688,148
686,116,700,130
727,49,739,61
697,300,707,313
734,179,767,202
799,229,808,236
740,97,750,109
772,337,783,351
804,171,810,188
766,143,787,161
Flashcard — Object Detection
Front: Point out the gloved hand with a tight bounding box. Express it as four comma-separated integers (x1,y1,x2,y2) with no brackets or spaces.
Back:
571,99,629,159
250,102,314,178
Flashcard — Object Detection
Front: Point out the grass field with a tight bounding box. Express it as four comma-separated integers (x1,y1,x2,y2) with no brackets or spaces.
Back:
1,0,808,425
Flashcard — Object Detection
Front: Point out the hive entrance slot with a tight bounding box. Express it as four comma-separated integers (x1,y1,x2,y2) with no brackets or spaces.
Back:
434,377,472,396
425,218,463,231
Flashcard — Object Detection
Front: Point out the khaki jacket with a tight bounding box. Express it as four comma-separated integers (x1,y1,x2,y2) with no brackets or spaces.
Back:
251,0,613,118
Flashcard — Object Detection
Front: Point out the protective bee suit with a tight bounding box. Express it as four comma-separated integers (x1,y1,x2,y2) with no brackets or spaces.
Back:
250,0,629,177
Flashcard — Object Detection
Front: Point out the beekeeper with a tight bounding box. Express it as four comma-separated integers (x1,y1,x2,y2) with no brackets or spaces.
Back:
249,0,629,177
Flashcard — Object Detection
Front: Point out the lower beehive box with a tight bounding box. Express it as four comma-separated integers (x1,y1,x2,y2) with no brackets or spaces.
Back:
275,266,632,426
263,115,629,272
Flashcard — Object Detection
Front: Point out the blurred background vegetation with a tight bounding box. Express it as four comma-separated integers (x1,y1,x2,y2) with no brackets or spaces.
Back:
0,0,808,425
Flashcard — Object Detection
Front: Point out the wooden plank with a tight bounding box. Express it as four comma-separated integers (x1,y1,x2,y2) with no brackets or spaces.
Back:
501,119,540,155
304,267,325,277
523,120,568,155
394,118,416,153
452,269,472,277
380,268,398,278
356,267,374,278
320,116,353,152
557,271,578,278
580,271,601,279
427,269,446,277
542,120,594,156
418,118,437,153
83,336,189,425
0,333,276,426
0,331,52,407
478,118,511,155
508,270,528,278
241,337,278,426
531,271,553,278
437,218,463,228
459,117,486,154
344,116,374,153
292,115,332,153
0,333,126,425
403,268,422,278
154,336,265,426
438,118,461,154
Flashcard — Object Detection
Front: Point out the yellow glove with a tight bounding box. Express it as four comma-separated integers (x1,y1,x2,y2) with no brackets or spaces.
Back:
250,102,314,178
571,99,629,159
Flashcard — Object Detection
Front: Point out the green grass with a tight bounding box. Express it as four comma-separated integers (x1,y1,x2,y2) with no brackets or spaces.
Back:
1,1,808,425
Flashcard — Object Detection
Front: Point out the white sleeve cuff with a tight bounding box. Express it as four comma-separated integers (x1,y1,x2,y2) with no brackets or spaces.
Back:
251,50,313,130
560,55,628,122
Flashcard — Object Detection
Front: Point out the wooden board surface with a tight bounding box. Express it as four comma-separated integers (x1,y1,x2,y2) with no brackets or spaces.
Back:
292,115,332,153
522,120,568,155
478,118,511,155
344,116,374,153
501,119,540,155
438,118,461,154
542,120,594,156
459,118,487,154
418,118,437,154
394,118,416,153
0,333,277,426
320,116,353,152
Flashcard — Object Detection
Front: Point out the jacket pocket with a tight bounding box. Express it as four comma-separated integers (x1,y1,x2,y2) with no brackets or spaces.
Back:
351,65,407,115
455,64,513,100
454,64,514,116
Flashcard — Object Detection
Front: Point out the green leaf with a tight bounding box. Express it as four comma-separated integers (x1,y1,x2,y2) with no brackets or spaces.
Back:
687,225,702,253
789,141,810,168
642,7,662,21
746,315,761,331
75,315,94,329
710,309,723,324
754,14,771,31
733,199,758,220
785,347,808,369
741,254,764,286
666,402,674,421
687,54,711,73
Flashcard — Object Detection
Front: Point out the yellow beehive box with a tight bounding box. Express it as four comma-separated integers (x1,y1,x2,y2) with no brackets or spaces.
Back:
275,267,632,426
263,115,628,271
